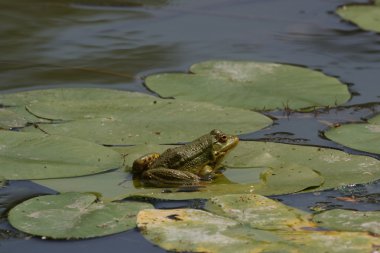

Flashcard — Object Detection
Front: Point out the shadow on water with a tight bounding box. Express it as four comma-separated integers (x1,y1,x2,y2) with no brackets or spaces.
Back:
1,0,380,252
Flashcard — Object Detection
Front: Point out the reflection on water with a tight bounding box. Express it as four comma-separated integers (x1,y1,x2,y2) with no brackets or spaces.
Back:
0,0,177,91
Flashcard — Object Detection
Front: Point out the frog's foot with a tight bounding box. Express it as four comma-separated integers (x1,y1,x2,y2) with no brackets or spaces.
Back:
132,153,160,175
141,168,201,188
198,165,218,181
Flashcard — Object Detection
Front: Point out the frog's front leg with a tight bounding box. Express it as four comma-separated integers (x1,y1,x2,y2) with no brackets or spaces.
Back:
142,168,201,187
132,153,160,175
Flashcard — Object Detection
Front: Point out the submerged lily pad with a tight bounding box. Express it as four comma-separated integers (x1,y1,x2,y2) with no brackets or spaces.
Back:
325,114,380,154
4,88,272,145
145,60,350,111
205,194,314,231
313,209,380,234
8,192,153,239
0,131,122,180
337,2,380,33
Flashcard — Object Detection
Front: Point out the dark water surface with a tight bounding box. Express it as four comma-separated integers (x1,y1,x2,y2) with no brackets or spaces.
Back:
1,0,380,252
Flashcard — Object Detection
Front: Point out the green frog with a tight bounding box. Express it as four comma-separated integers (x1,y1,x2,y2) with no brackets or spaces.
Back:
132,129,239,187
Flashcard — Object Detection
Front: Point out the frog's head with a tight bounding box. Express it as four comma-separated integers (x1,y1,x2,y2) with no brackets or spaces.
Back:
210,129,239,159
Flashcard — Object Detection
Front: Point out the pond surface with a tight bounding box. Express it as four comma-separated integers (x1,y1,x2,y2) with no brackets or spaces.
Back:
1,0,380,252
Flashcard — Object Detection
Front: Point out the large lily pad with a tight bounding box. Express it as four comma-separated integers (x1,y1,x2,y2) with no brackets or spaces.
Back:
5,88,272,145
137,208,291,253
145,60,350,111
278,230,380,253
0,109,28,129
33,169,147,200
30,139,380,201
325,114,380,154
137,206,380,253
224,141,380,191
337,2,380,33
313,209,380,234
205,194,314,231
116,141,380,200
0,131,122,180
8,192,153,239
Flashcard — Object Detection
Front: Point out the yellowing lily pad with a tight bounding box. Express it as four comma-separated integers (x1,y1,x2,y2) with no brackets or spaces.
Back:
313,209,380,234
205,194,314,231
337,2,380,33
6,88,272,145
137,208,289,253
137,206,380,253
0,131,122,180
8,192,153,239
145,60,350,111
278,230,380,253
325,114,380,154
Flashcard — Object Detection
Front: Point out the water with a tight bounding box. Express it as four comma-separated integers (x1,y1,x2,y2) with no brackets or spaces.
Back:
1,0,380,252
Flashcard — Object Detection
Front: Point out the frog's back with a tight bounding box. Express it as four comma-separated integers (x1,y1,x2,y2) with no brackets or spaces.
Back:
151,135,213,171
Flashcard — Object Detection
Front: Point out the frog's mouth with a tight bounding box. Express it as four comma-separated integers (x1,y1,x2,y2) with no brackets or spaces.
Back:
222,136,239,152
216,136,239,156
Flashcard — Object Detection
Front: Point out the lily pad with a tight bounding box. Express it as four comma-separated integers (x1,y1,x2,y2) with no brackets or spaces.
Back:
137,208,291,253
6,88,272,145
0,109,28,129
313,209,380,234
0,131,122,180
337,2,380,33
110,144,323,200
137,207,380,253
118,141,380,200
8,192,153,239
33,169,147,200
325,114,380,154
145,60,350,111
224,141,380,191
278,230,380,253
205,194,314,231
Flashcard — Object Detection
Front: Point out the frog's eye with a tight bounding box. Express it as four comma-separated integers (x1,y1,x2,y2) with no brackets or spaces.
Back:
219,134,228,143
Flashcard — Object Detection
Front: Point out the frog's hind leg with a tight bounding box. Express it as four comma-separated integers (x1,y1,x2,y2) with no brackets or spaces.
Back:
142,168,201,187
132,153,160,175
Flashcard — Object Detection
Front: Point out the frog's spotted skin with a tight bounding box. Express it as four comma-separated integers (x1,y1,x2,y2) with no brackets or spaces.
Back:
132,129,239,187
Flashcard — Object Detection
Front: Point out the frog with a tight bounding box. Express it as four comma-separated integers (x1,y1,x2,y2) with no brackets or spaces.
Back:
132,129,239,187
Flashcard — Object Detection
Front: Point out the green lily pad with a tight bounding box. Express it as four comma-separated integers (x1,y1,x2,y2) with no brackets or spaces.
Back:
32,139,380,201
0,109,28,129
205,194,314,231
313,209,380,234
33,169,148,200
7,88,272,145
0,131,122,180
337,2,380,33
145,60,350,111
111,144,323,200
8,192,153,239
224,141,380,191
325,114,380,154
